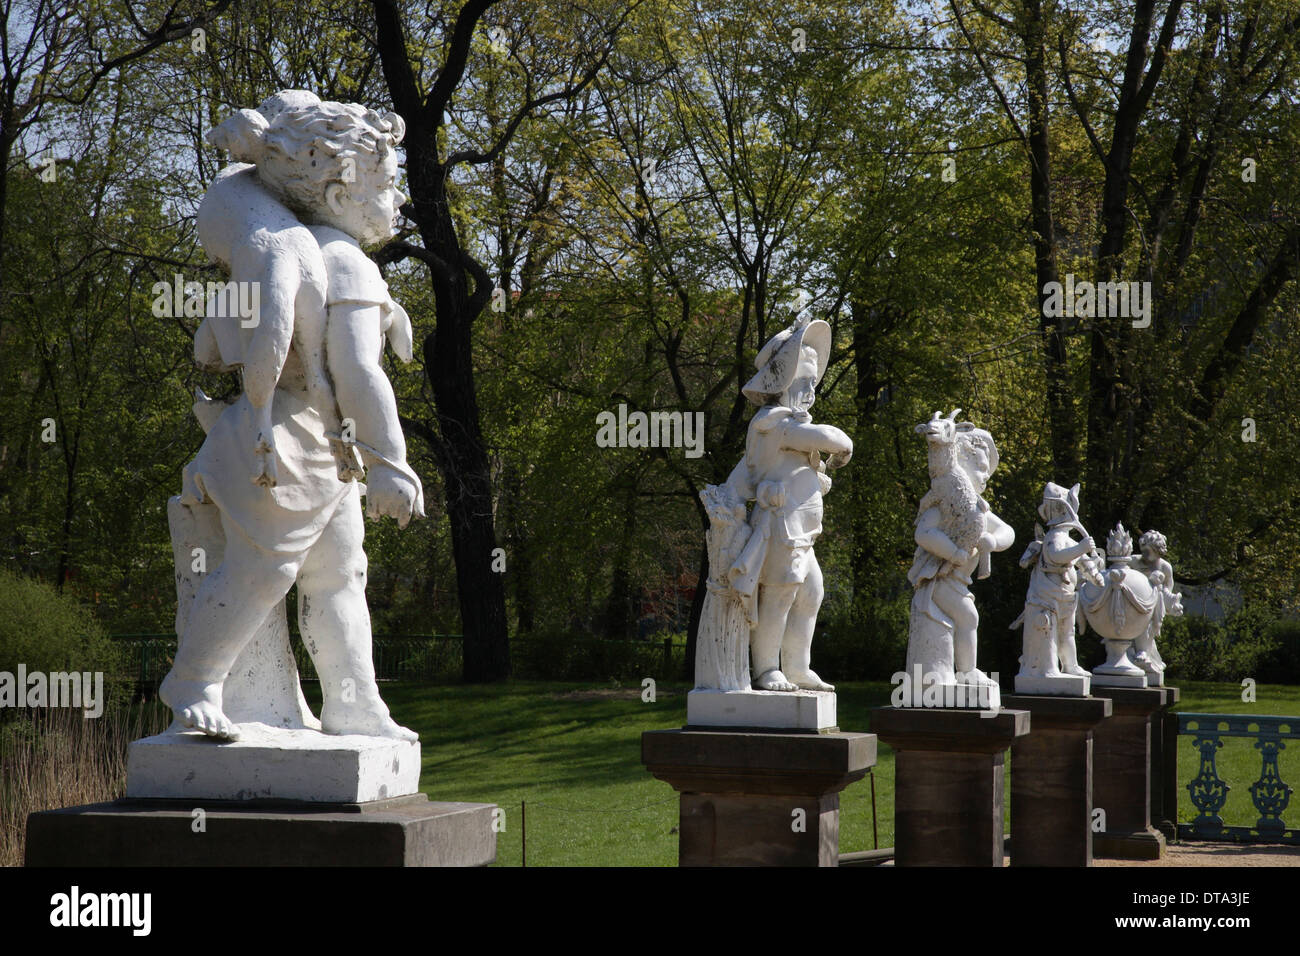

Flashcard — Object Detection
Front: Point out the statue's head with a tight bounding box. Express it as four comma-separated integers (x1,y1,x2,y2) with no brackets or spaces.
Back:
956,428,998,490
1038,481,1080,524
1138,529,1168,559
741,316,831,410
207,90,406,248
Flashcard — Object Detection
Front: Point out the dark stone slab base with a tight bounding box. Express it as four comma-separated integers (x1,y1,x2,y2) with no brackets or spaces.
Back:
1003,694,1112,867
871,706,1030,867
1093,828,1166,860
1090,685,1168,860
642,728,875,866
26,793,497,867
1150,686,1180,842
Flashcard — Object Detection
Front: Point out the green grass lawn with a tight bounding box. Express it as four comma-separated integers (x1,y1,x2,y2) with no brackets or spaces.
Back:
359,680,984,865
306,678,1300,865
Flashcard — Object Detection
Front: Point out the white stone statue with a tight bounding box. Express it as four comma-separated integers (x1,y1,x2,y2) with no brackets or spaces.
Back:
1078,524,1158,687
691,316,851,722
1131,529,1182,683
158,91,422,744
1011,482,1102,695
904,410,1013,705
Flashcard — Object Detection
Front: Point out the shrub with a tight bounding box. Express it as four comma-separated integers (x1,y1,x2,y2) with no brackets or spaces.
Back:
511,630,684,682
1160,604,1281,682
1257,619,1300,685
0,569,129,714
812,600,911,682
0,702,170,865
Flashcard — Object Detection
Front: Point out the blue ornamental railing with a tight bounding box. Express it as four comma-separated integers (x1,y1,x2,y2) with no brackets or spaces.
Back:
1178,713,1299,845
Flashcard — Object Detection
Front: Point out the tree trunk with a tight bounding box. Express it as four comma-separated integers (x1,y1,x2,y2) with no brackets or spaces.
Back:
1022,0,1077,479
403,116,511,680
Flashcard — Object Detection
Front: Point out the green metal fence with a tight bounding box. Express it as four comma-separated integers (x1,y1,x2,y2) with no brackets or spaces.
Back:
1178,712,1299,845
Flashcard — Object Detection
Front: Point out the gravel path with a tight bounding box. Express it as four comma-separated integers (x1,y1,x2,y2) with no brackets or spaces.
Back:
1094,842,1300,866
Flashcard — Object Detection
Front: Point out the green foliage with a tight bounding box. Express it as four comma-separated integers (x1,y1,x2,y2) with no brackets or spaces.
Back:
0,569,127,709
1,0,1299,683
510,630,684,682
812,599,911,682
1259,620,1300,686
1160,605,1283,683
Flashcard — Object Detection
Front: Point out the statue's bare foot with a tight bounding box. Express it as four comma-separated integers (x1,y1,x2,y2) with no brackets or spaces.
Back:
753,668,798,692
787,670,834,692
160,673,240,740
963,668,999,687
1064,664,1091,677
321,704,418,741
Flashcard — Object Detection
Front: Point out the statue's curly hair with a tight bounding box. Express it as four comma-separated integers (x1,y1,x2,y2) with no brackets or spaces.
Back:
1138,529,1169,555
207,90,404,221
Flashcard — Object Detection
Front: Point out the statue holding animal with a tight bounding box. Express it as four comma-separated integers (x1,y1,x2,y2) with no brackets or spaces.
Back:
902,410,1014,707
156,90,423,749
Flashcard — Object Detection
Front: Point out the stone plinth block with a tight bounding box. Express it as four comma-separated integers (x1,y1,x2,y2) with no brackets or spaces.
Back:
642,729,875,866
1091,672,1147,689
127,724,420,803
1150,686,1180,842
1003,694,1112,866
1089,686,1168,860
26,794,496,867
871,706,1030,867
686,689,836,731
1014,674,1090,697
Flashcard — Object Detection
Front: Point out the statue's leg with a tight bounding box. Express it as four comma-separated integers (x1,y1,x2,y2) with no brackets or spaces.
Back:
296,488,416,740
752,582,799,691
1058,596,1088,675
159,517,302,739
937,582,986,682
1018,606,1055,677
781,552,832,691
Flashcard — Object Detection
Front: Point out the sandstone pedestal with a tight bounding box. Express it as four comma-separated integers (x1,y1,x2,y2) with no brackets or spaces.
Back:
1090,685,1168,860
872,706,1030,866
1003,694,1112,866
642,728,874,866
1150,686,1181,841
25,794,497,867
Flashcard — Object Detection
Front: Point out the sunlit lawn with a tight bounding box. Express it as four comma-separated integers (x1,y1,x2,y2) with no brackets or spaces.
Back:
306,678,1300,865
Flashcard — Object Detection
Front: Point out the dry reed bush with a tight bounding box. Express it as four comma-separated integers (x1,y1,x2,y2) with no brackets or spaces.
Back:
0,701,170,866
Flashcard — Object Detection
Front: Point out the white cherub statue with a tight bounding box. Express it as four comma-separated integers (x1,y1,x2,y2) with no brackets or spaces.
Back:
160,91,423,742
1012,482,1104,694
695,316,852,694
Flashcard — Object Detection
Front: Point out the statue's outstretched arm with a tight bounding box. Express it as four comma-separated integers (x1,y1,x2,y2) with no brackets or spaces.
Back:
982,511,1016,553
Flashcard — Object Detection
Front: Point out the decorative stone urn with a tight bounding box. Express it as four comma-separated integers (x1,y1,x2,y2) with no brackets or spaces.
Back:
1078,524,1156,687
